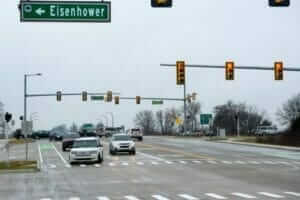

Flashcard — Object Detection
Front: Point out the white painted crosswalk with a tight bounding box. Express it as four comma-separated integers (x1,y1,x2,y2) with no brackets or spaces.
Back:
39,191,300,200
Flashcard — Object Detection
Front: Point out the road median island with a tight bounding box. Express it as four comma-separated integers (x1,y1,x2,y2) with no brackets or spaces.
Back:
0,160,39,173
8,138,35,145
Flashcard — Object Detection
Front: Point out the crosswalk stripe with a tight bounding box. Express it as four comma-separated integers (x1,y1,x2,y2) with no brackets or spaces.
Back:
263,161,275,164
165,161,173,164
152,195,170,200
235,161,246,164
151,161,159,165
97,197,110,200
69,197,80,200
192,160,202,164
258,192,284,198
109,162,115,166
137,162,144,165
207,160,217,164
179,161,187,164
278,161,289,165
293,161,300,164
205,193,227,199
221,161,232,164
125,195,140,200
94,164,101,168
284,192,300,197
40,198,52,200
80,164,86,168
248,161,260,164
232,193,256,199
178,194,199,200
65,164,72,168
122,162,129,166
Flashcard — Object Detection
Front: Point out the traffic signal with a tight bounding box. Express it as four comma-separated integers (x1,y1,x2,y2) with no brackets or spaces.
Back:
19,116,23,121
5,112,12,123
107,91,113,102
136,96,141,104
82,91,88,101
176,61,185,85
187,95,192,103
56,91,62,101
192,92,197,101
269,0,290,7
274,61,283,80
151,0,172,7
225,61,235,80
114,96,119,105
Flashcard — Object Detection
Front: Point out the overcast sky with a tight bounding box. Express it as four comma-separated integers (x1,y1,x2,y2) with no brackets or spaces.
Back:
1,0,299,130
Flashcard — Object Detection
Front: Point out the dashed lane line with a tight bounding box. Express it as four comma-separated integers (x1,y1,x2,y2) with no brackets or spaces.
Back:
152,195,170,200
51,143,70,167
124,195,140,200
178,194,199,200
97,197,110,200
232,193,257,199
205,193,227,199
258,192,284,198
283,192,300,197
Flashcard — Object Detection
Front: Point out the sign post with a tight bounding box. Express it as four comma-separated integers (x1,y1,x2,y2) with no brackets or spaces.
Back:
20,1,111,22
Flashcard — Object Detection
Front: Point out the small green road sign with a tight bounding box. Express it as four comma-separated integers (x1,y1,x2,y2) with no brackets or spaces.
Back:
200,114,213,125
152,100,163,105
20,1,111,22
91,96,104,101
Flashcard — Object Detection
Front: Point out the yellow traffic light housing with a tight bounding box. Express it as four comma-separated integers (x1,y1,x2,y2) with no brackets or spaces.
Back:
136,96,141,104
82,91,88,101
274,61,283,80
56,91,62,101
151,0,172,7
114,96,119,105
107,90,113,102
176,61,185,85
225,61,235,80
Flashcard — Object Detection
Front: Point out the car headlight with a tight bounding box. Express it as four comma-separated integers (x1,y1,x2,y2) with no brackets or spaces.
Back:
129,142,135,148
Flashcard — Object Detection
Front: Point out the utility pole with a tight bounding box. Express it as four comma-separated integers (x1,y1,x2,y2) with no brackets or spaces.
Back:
183,77,187,134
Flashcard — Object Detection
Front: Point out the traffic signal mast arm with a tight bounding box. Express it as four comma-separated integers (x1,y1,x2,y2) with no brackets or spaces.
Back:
26,92,120,98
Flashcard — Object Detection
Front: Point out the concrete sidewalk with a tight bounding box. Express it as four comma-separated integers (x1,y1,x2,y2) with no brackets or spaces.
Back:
0,139,8,151
217,139,300,152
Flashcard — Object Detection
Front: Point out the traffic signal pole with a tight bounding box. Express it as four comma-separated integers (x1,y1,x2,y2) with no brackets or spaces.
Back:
24,75,28,161
183,78,187,134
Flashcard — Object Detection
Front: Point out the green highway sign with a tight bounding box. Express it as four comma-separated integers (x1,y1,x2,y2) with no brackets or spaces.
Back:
91,95,104,101
200,114,213,125
152,100,163,105
20,1,111,22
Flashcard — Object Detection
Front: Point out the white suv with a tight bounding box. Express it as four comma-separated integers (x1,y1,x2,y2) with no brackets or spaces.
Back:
69,137,104,164
109,134,136,155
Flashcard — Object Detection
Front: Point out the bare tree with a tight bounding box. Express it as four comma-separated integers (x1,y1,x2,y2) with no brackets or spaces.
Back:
184,102,201,131
156,108,180,135
70,122,78,132
134,110,156,135
0,101,4,138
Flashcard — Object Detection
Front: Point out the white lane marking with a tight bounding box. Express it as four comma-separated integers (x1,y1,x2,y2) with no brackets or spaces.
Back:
80,164,86,168
165,161,174,164
38,144,43,164
109,162,115,166
66,164,72,168
205,193,227,199
136,162,144,165
48,164,56,169
51,143,69,166
122,162,129,166
137,152,166,162
258,192,284,198
178,194,199,200
124,195,140,200
293,161,300,165
221,161,232,164
263,161,275,165
94,164,101,168
248,161,260,164
151,161,159,165
40,198,52,200
152,195,170,200
232,193,256,199
192,160,202,164
278,161,289,165
207,160,217,164
284,192,300,197
235,161,246,164
69,197,80,200
179,161,187,164
97,197,110,200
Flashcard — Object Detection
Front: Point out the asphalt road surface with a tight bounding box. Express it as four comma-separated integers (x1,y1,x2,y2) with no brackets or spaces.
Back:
1,136,300,200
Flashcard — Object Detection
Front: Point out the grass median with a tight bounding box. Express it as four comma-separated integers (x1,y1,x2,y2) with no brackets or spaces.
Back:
0,160,38,171
8,138,35,145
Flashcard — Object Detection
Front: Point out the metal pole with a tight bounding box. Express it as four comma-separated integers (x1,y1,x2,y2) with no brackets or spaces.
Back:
183,76,187,135
24,75,28,161
237,116,240,137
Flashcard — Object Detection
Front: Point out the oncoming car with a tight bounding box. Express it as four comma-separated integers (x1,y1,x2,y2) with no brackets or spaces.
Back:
69,137,103,164
109,134,136,155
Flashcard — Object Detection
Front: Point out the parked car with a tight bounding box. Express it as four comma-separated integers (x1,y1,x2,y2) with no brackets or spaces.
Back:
109,134,136,155
128,128,143,141
62,132,80,151
255,126,278,136
69,137,103,164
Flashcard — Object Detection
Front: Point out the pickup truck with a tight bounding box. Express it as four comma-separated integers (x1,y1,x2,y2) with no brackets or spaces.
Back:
128,128,143,141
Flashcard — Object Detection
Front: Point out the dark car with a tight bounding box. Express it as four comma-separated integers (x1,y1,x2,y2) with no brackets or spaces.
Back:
13,129,25,139
49,131,65,141
62,132,80,151
31,130,50,139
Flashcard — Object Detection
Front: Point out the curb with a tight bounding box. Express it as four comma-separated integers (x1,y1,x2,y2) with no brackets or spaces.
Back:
215,140,300,152
0,167,40,174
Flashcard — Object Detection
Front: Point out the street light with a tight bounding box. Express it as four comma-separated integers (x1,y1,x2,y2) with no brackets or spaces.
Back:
24,73,42,160
106,112,114,128
100,115,109,127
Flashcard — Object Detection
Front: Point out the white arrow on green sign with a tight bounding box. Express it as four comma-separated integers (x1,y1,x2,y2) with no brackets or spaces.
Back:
20,1,111,22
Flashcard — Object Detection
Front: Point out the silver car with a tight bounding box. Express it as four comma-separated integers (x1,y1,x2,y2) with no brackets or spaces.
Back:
109,134,136,155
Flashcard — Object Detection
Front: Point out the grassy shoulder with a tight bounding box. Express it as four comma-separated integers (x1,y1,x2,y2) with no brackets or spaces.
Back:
233,135,300,147
0,160,38,171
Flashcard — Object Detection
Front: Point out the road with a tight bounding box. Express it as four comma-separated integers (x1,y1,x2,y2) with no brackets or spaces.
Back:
1,136,300,200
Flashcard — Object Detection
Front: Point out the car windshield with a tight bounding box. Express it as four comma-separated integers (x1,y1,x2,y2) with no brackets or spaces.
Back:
64,134,79,139
73,140,97,148
113,135,131,141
